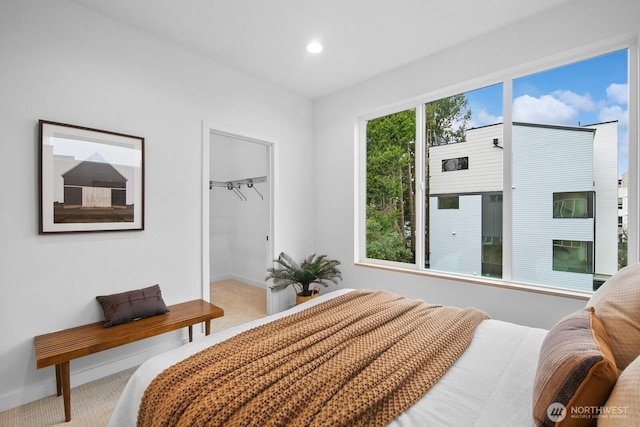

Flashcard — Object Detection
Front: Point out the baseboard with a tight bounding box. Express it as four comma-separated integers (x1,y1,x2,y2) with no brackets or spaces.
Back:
229,274,267,289
210,273,232,283
0,332,204,412
210,273,267,289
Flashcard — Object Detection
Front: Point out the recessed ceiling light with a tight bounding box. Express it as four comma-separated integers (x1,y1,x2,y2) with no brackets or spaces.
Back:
306,41,323,54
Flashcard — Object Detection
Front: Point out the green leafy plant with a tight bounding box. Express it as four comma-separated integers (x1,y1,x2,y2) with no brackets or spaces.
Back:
266,252,342,296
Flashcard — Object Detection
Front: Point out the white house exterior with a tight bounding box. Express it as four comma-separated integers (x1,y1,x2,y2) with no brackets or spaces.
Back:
585,121,620,279
429,121,619,292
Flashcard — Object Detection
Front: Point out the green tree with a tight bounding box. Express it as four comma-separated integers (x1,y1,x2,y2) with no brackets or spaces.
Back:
426,94,472,146
366,204,413,263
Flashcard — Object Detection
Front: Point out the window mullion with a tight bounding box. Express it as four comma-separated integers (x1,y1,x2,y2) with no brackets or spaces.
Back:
415,104,426,270
357,119,368,263
502,78,513,281
627,40,639,263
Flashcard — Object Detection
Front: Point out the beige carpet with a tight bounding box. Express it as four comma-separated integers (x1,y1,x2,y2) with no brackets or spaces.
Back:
0,280,266,427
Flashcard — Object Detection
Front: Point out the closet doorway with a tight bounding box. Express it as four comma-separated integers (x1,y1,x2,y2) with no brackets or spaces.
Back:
202,125,274,314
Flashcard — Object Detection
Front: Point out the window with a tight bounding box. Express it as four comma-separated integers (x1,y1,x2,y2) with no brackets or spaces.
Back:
438,196,459,209
442,157,468,172
482,193,503,278
553,240,594,274
553,192,594,218
362,47,633,293
365,109,416,264
512,50,628,291
425,85,502,275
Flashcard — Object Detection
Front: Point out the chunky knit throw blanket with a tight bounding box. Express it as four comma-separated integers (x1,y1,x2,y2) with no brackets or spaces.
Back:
138,290,489,427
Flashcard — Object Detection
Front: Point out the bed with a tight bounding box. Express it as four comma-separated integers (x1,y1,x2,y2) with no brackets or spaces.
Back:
109,265,640,427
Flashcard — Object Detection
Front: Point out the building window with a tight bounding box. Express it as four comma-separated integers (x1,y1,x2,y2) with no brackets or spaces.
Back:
553,192,594,218
438,196,459,209
442,157,468,172
361,47,632,293
553,240,594,274
482,192,503,277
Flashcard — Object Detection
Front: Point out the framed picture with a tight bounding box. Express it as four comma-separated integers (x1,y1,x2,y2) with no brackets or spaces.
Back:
39,120,144,233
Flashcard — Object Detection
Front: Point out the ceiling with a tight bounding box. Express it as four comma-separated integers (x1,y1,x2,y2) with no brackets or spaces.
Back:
70,0,573,100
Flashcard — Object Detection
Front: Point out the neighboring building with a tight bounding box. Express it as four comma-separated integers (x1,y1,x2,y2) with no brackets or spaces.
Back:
428,121,619,292
618,171,629,230
618,172,629,269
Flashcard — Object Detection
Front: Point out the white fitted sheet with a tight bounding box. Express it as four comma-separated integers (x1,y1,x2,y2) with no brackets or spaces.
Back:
108,289,547,427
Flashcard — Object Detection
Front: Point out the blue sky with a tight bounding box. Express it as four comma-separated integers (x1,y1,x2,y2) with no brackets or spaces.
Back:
463,49,629,175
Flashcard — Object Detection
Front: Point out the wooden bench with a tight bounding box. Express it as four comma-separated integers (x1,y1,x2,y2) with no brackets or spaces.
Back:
34,299,224,422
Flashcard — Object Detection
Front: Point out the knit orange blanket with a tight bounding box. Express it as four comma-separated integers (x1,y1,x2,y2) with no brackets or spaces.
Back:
138,290,489,427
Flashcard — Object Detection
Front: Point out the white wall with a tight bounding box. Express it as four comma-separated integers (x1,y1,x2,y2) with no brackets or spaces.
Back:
0,0,314,411
313,0,639,329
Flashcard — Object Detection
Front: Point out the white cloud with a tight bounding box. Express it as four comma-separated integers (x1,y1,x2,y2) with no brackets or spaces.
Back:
474,109,502,127
512,94,577,125
599,105,628,127
552,90,595,111
606,83,628,104
467,108,504,129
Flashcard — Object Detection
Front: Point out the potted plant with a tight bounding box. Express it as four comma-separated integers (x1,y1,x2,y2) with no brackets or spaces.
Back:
266,252,342,305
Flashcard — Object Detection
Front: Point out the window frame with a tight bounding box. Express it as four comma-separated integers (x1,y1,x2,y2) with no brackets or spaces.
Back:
553,192,595,219
438,196,460,210
552,239,594,274
356,38,639,297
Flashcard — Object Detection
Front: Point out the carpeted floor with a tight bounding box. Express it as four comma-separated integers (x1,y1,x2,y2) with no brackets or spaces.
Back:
0,280,266,427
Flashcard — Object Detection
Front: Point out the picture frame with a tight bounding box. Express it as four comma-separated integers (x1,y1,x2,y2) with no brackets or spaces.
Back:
39,120,144,233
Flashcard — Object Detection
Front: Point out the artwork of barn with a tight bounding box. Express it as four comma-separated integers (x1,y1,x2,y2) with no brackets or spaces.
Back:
40,120,144,232
52,155,135,225
62,160,127,208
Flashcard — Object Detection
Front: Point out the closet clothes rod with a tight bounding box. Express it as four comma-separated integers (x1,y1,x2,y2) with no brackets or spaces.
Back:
209,175,266,200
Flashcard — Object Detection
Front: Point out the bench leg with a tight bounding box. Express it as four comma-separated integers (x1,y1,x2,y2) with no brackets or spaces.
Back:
188,321,211,342
55,364,62,396
59,361,71,422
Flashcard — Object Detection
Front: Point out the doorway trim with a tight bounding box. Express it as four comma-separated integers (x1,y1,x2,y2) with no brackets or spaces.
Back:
201,121,275,306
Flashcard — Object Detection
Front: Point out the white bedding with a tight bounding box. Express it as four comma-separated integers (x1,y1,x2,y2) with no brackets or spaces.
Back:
109,289,547,427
